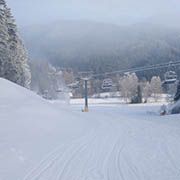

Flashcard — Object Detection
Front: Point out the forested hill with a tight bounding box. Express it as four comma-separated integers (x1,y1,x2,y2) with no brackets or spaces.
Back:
20,20,180,74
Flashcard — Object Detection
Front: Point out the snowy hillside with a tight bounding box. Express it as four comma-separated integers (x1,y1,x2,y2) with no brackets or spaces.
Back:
1,78,180,180
0,78,93,179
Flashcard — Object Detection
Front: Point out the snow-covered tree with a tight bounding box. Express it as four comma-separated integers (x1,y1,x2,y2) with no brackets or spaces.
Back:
0,0,9,77
0,0,31,87
30,61,69,100
142,81,152,102
119,73,139,102
16,39,31,88
150,76,162,101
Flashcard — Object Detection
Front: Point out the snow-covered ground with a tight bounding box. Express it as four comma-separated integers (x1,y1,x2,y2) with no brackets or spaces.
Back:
70,97,167,105
1,78,180,180
70,94,168,105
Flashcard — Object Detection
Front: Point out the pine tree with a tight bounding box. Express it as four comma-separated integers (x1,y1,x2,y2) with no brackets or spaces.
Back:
174,81,180,102
137,84,142,103
3,7,19,83
0,0,9,77
15,38,31,87
0,0,31,87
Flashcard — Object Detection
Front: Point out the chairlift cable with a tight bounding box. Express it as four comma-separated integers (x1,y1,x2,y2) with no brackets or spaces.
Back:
91,61,180,78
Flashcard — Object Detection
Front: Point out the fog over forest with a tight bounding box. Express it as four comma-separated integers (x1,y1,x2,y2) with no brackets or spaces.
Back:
5,0,180,96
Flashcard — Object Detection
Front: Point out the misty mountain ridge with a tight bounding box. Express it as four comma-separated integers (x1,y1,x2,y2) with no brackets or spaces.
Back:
146,12,180,28
20,18,180,74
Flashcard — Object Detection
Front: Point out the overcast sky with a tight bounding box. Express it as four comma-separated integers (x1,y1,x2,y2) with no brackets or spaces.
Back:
6,0,180,26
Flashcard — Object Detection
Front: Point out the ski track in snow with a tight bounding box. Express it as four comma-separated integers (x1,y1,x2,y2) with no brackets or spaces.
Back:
22,112,130,180
23,129,97,180
21,107,180,180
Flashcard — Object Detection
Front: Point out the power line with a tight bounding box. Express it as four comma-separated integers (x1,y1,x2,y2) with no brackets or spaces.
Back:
91,61,180,78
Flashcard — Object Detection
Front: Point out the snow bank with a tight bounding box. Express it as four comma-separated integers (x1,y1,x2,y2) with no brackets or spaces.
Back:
0,78,41,100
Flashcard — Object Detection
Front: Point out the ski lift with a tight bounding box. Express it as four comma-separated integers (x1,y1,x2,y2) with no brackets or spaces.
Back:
101,78,113,90
56,88,70,93
163,71,177,85
67,81,80,89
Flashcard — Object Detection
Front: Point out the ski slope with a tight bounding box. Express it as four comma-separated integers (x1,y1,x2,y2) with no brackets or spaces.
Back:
1,78,180,180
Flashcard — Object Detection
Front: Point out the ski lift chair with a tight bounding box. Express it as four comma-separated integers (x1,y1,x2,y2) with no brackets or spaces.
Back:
101,78,113,90
163,71,177,85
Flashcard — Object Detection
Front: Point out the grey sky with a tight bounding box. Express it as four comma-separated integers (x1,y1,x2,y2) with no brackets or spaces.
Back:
6,0,180,26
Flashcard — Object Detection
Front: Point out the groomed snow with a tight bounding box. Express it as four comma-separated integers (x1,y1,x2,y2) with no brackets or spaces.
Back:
0,78,180,180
